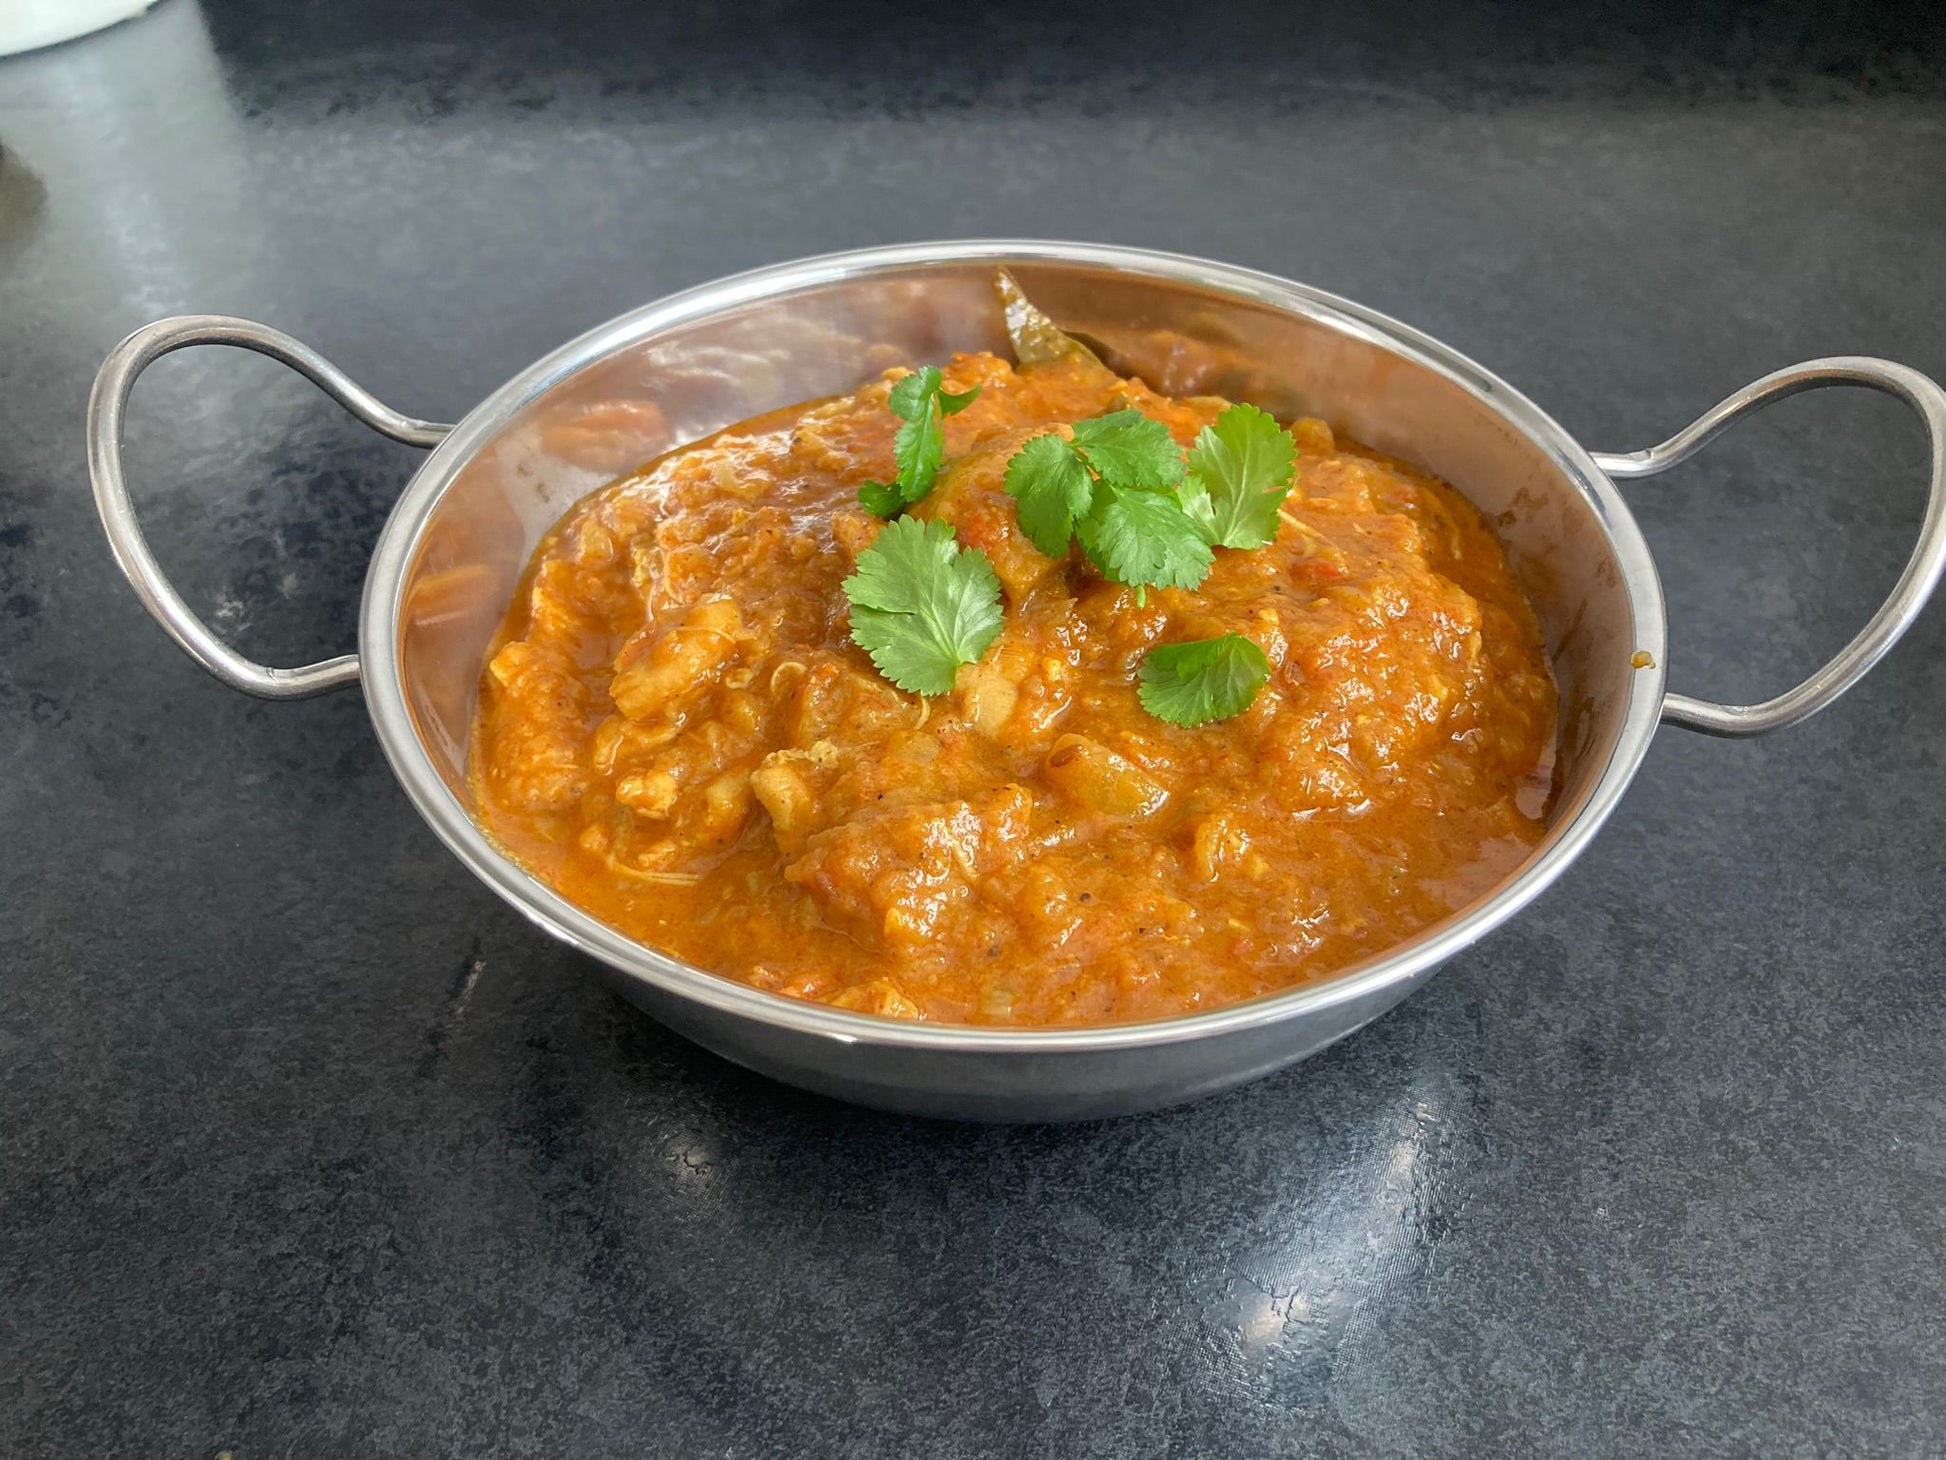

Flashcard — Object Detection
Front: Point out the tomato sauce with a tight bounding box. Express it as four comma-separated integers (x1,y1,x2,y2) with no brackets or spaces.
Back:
471,349,1557,1025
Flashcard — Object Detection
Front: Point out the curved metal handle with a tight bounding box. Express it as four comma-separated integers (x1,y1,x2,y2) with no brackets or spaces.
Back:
87,315,453,699
1592,356,1946,737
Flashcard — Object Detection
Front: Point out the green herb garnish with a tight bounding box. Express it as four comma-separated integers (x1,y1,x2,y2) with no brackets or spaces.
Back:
1003,409,1211,601
1068,409,1184,490
1001,432,1093,556
1178,403,1298,550
848,319,1301,731
1137,634,1272,726
1075,488,1213,597
858,367,982,518
842,516,1004,695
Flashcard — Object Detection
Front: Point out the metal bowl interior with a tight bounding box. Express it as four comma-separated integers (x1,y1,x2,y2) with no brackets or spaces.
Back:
358,241,1667,1119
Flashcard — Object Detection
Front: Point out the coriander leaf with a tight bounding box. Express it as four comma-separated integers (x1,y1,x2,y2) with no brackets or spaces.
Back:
1068,409,1185,491
1176,471,1217,541
890,409,946,506
862,368,984,519
1075,485,1213,594
886,366,944,422
1003,432,1094,558
1184,403,1297,549
1137,634,1271,726
857,479,907,517
841,514,962,612
842,517,1004,695
937,383,983,414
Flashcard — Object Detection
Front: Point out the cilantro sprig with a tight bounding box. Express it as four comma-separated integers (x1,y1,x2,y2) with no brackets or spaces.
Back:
1069,410,1184,491
1075,489,1211,597
1137,634,1272,726
858,367,982,518
1003,409,1212,601
1179,403,1298,549
842,517,1004,695
842,345,1301,730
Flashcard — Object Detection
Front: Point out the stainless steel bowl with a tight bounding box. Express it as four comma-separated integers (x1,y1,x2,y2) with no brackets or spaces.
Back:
87,241,1946,1121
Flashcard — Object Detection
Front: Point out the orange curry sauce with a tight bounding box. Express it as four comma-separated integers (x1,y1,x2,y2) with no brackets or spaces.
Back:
471,350,1557,1025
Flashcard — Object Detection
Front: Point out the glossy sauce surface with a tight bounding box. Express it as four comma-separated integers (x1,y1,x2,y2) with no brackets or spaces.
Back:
472,351,1557,1025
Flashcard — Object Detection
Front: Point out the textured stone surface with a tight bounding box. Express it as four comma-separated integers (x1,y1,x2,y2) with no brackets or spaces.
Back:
3,1,1945,1454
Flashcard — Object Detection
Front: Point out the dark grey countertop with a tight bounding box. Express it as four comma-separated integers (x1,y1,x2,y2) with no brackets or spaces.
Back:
4,1,1945,1454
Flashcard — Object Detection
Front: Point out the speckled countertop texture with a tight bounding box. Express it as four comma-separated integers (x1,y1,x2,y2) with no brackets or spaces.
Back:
3,1,1945,1454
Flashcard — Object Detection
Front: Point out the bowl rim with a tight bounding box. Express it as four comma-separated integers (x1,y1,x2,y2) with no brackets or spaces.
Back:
359,238,1668,1053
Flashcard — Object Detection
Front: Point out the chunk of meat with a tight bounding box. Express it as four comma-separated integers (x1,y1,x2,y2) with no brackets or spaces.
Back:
609,596,743,723
785,785,1034,951
1042,734,1169,819
483,640,590,812
749,739,842,850
827,978,924,1020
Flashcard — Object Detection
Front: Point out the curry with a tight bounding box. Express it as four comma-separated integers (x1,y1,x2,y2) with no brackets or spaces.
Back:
471,292,1557,1026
